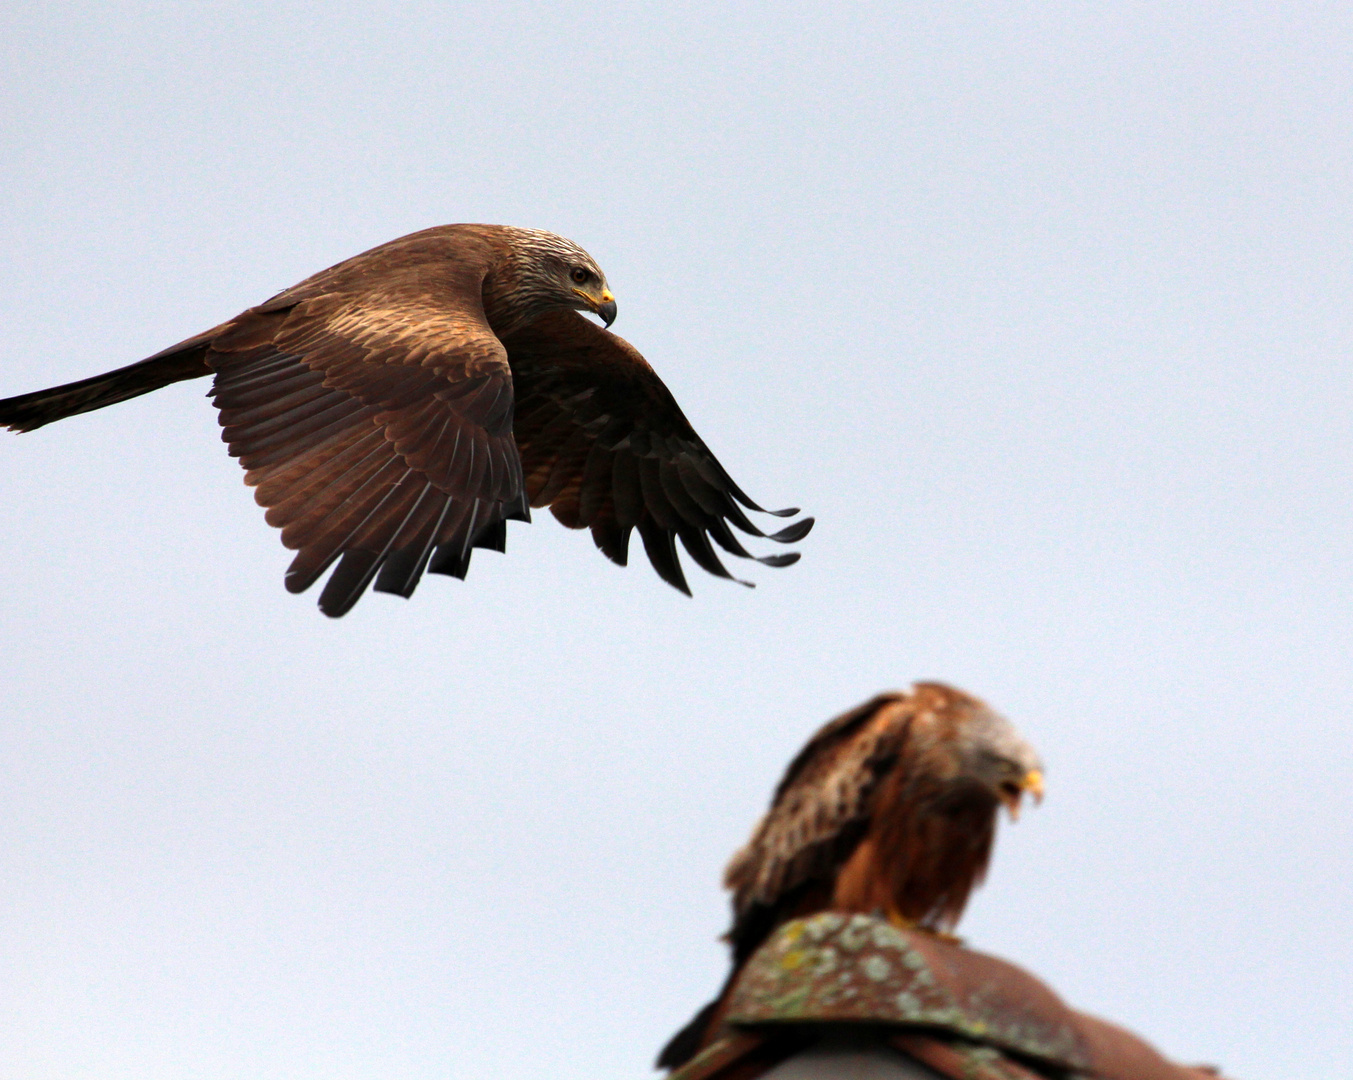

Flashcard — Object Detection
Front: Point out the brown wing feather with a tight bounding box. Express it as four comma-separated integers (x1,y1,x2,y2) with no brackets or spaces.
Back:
501,310,813,595
722,694,914,958
208,249,523,617
655,694,914,1072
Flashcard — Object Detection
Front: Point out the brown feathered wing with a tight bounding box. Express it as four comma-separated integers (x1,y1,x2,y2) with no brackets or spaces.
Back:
209,263,522,617
722,694,909,961
503,310,812,596
656,695,909,1072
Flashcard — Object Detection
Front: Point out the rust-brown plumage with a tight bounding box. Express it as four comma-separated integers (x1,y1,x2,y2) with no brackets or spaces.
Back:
658,683,1044,1071
0,224,811,615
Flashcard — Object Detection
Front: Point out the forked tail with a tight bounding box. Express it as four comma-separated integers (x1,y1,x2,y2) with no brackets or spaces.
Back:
0,331,218,432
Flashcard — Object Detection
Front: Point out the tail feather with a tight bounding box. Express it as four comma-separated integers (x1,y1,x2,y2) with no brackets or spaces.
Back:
0,334,217,433
655,997,723,1073
660,893,831,1072
656,955,752,1073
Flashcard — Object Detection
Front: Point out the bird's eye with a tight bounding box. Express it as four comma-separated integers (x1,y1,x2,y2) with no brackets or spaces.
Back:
570,268,589,283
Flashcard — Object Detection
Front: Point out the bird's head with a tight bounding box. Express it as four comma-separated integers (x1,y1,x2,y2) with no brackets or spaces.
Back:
503,227,617,327
915,683,1045,822
964,704,1044,821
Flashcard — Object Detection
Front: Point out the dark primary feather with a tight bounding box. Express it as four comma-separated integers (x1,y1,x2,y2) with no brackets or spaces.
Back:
503,310,813,596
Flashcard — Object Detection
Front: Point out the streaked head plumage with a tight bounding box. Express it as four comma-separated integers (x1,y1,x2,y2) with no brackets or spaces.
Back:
910,683,1044,819
500,226,616,327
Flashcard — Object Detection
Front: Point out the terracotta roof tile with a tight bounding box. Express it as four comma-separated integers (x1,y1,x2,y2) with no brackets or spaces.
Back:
666,913,1231,1080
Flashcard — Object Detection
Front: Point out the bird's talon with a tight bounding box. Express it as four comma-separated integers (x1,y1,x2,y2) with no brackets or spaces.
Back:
885,908,918,931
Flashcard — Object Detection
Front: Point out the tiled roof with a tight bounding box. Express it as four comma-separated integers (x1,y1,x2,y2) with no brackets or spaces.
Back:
667,913,1227,1080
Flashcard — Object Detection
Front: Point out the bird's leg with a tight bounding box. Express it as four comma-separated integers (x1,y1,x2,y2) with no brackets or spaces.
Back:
883,904,918,932
883,905,964,945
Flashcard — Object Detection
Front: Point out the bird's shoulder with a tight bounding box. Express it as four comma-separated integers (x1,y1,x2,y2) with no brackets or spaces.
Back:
206,227,520,385
769,693,913,805
722,695,914,903
250,224,511,316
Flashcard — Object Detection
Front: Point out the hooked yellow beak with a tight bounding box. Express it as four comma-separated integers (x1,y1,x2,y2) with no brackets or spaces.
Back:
1001,769,1044,821
573,287,617,327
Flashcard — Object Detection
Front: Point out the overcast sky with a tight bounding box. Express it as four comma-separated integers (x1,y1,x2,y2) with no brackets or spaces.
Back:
1,4,1349,1079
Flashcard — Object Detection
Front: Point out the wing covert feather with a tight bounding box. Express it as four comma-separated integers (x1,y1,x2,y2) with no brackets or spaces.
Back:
207,262,523,616
724,695,911,917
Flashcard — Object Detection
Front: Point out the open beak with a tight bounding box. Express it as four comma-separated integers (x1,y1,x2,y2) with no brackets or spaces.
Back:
574,288,617,327
1001,769,1044,822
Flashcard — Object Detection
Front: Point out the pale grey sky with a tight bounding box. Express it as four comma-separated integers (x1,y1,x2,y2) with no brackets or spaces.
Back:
1,4,1349,1079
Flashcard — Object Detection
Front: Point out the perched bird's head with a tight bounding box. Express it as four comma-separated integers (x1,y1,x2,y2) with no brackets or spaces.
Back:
500,226,617,327
911,683,1045,821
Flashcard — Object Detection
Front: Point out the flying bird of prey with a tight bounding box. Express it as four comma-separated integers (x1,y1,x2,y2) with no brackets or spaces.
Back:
0,224,812,616
658,682,1044,1071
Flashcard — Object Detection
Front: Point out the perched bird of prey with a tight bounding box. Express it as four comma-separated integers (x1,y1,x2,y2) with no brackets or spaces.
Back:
658,682,1044,1071
0,224,812,616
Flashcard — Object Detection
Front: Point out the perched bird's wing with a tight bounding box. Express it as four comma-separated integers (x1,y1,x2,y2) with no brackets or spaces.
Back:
208,261,522,617
655,694,911,1073
502,310,814,594
722,694,909,950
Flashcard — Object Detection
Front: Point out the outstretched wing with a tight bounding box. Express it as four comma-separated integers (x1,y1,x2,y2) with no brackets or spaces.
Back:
502,310,814,594
722,694,910,956
209,263,523,618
